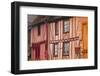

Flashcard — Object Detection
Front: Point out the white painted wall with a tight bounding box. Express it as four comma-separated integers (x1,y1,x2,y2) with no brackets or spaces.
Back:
0,0,99,76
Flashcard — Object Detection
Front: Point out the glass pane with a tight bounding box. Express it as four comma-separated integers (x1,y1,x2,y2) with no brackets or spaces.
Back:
64,21,69,32
54,44,58,56
55,22,59,35
63,42,69,55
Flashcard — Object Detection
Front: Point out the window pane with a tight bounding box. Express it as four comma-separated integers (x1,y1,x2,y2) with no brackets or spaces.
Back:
64,21,69,32
55,21,59,35
54,43,58,56
38,25,40,35
63,42,69,55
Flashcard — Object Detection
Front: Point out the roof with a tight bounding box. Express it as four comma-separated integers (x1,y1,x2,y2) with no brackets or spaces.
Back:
28,15,71,30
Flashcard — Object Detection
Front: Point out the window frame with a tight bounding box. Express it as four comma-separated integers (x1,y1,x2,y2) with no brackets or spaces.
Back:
53,43,58,57
55,21,59,35
62,42,70,56
63,20,70,33
38,25,40,35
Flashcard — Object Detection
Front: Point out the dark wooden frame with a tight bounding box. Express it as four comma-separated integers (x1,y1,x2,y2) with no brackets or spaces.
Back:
62,41,70,56
63,19,70,34
11,1,98,74
53,43,59,57
55,21,59,35
38,25,41,36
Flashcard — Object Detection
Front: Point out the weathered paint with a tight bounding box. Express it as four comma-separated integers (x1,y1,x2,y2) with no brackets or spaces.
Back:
48,17,88,59
28,17,88,61
30,23,48,60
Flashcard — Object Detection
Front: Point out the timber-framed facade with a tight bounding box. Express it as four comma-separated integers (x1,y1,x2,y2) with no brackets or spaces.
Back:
28,15,88,61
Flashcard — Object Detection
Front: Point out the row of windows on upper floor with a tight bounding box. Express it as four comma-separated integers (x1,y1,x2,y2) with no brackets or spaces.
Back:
55,20,70,35
37,20,70,36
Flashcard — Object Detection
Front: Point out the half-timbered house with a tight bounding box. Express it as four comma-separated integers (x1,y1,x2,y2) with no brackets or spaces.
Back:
28,15,88,61
48,17,88,60
28,16,48,60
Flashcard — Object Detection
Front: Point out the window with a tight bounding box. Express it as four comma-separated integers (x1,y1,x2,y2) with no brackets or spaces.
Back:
53,43,58,56
38,25,40,35
55,21,59,35
63,42,69,56
63,20,70,33
75,47,80,57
